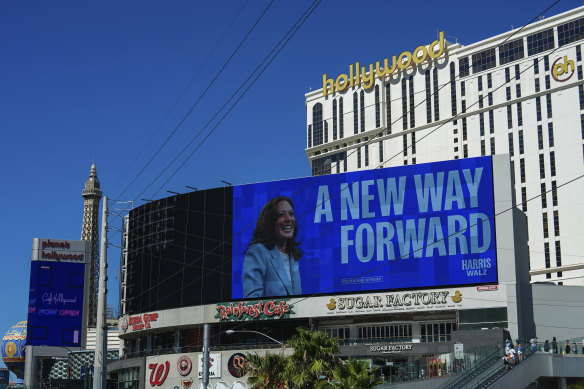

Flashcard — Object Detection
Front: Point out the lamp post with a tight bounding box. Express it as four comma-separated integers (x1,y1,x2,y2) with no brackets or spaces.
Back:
225,330,284,352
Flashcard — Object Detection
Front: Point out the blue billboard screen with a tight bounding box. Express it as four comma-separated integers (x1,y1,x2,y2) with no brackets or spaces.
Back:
231,156,497,299
27,261,85,347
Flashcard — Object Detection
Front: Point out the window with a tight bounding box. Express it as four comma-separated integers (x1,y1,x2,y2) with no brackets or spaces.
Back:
312,103,323,146
479,95,484,109
323,327,350,340
552,180,558,206
481,139,486,156
557,17,584,47
333,99,338,141
488,92,493,106
480,113,485,136
545,243,551,277
545,75,551,90
506,86,512,101
539,154,546,179
426,71,432,123
339,97,344,138
359,324,412,341
403,134,408,156
538,125,544,150
478,76,483,91
535,78,540,93
534,58,539,74
536,97,542,122
544,56,550,71
402,79,408,130
433,68,440,121
541,183,547,209
410,77,416,128
578,45,583,62
516,83,521,98
490,137,496,155
353,92,358,134
550,151,556,176
487,73,493,88
324,121,329,143
546,94,553,118
464,144,468,158
472,48,496,74
412,132,417,154
307,124,312,148
519,129,524,154
500,38,525,65
507,105,513,129
385,84,391,134
420,322,456,342
543,212,549,238
364,144,369,167
579,65,583,80
505,67,511,83
461,81,466,96
462,100,466,113
517,103,523,127
521,186,527,212
554,210,560,236
459,57,470,77
360,90,365,132
489,110,495,134
527,28,555,55
357,146,362,168
515,64,521,80
580,85,584,110
375,85,380,128
548,123,555,148
520,158,526,183
508,133,514,157
555,241,562,267
450,62,457,117
462,118,468,140
379,140,384,166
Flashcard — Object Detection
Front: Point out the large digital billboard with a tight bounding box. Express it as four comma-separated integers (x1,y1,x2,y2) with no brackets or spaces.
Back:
232,156,497,299
27,238,88,347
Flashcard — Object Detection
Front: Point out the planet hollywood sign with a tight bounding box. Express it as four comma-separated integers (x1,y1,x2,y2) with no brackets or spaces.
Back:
215,299,295,322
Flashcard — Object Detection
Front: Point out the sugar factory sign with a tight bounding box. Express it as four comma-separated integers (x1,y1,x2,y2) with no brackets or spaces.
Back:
322,31,446,96
215,299,295,322
325,289,461,315
370,344,413,353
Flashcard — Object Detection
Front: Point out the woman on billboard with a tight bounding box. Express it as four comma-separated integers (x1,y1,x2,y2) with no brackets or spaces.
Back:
242,196,302,298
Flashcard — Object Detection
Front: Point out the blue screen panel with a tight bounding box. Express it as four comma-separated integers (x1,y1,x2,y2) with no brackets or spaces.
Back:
27,261,85,347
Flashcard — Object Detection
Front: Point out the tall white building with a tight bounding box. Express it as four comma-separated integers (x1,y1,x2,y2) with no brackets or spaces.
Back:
305,6,584,286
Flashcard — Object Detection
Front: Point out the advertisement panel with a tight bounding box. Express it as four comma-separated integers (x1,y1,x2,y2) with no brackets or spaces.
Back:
26,260,85,347
145,353,221,388
232,156,497,299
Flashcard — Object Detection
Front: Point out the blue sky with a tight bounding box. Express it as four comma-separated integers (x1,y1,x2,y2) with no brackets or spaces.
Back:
0,0,579,376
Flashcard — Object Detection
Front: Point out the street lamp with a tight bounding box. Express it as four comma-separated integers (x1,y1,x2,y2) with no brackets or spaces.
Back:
225,330,284,349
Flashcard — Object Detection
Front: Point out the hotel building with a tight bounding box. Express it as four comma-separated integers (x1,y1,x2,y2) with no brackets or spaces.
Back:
305,6,584,286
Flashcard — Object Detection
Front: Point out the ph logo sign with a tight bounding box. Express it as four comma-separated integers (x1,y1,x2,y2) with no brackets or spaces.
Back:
552,56,575,82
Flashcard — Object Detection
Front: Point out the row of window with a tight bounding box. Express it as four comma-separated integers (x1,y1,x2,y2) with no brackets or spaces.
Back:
321,322,456,343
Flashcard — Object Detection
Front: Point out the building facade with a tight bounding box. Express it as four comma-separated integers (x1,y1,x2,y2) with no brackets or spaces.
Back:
305,6,584,286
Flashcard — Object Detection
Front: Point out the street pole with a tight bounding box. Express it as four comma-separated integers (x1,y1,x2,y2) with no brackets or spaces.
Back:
202,324,210,389
93,196,108,389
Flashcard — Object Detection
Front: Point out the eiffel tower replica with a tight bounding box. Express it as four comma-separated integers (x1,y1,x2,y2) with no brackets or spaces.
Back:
81,163,102,328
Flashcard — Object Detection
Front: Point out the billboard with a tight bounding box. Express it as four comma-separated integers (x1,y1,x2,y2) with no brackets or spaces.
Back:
232,156,497,299
27,239,88,347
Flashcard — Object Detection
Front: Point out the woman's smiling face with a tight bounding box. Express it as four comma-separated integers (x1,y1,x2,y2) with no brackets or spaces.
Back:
274,200,295,244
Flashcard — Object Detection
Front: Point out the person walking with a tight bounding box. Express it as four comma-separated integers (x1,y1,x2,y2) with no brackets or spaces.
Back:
565,340,571,355
552,337,558,354
530,336,537,353
573,341,578,354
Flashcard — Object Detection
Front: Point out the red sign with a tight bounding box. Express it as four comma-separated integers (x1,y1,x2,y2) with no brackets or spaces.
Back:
128,312,159,331
148,361,169,386
477,285,498,291
215,300,294,321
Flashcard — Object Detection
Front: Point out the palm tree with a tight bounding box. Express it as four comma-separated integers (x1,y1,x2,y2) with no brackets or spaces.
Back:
245,352,288,389
285,328,340,388
327,360,380,389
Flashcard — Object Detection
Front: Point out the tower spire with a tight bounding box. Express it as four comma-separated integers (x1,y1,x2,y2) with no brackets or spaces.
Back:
81,163,103,328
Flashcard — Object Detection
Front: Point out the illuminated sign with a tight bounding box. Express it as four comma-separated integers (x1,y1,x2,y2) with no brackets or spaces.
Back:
227,353,247,378
231,156,498,299
370,344,413,353
26,261,85,347
215,299,294,322
148,361,169,386
325,289,461,312
322,31,445,96
552,55,575,82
